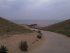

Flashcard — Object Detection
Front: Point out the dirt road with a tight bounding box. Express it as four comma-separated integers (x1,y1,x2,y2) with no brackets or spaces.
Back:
29,31,70,53
0,30,70,53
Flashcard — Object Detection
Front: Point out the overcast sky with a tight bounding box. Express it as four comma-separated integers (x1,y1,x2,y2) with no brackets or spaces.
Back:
0,0,70,20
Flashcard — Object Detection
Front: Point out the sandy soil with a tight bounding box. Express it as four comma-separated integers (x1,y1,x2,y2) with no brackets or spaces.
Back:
0,30,70,53
0,31,45,53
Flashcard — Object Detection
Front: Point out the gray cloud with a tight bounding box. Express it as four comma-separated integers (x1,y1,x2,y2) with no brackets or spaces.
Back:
0,0,70,20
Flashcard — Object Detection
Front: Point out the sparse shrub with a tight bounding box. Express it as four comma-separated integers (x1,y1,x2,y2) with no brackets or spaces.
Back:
37,30,41,33
37,30,42,39
20,41,28,51
0,45,8,53
37,30,42,35
37,35,42,39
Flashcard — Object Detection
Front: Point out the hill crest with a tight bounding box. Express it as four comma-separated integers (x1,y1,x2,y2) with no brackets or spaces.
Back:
41,19,70,37
0,17,32,35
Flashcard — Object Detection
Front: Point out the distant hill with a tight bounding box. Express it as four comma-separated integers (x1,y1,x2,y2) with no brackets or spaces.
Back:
41,19,70,37
0,17,32,35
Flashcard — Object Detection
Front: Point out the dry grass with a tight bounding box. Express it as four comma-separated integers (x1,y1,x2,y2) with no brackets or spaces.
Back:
41,19,70,37
0,17,32,36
